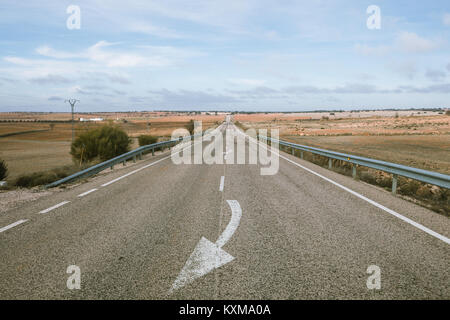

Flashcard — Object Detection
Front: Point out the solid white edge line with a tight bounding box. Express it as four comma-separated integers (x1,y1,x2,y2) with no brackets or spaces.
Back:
39,201,70,214
0,219,28,233
77,188,98,197
101,156,170,187
237,126,450,245
219,176,225,192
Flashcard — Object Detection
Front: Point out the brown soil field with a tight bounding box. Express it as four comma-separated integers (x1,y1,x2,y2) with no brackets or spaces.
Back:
0,112,224,182
0,111,226,122
235,112,450,174
235,111,449,215
0,123,53,136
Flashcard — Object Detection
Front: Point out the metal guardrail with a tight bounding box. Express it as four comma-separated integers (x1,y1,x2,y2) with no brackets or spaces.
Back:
44,133,202,189
45,126,449,193
259,135,450,193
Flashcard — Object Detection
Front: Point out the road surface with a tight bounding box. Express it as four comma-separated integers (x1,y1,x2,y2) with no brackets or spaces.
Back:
0,122,449,299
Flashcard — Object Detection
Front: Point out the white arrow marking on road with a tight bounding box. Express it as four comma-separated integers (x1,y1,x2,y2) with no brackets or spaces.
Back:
169,200,242,293
216,200,241,248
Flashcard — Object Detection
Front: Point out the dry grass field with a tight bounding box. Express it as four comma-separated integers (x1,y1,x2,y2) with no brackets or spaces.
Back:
282,135,450,175
235,111,450,174
0,112,224,182
0,110,448,214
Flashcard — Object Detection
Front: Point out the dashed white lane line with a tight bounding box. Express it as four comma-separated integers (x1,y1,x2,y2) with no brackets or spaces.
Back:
38,201,70,214
219,176,225,192
77,188,98,197
4,128,228,234
237,126,450,245
0,219,28,233
100,129,222,188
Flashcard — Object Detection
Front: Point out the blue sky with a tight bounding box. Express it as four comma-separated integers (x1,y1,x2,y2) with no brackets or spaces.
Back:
1,0,450,112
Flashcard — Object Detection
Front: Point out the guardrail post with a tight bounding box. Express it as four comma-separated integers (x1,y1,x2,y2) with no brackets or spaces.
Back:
152,148,155,156
139,152,142,160
133,155,136,163
392,174,398,195
300,151,304,159
352,165,357,179
122,160,126,166
291,148,294,155
328,158,332,169
110,164,114,170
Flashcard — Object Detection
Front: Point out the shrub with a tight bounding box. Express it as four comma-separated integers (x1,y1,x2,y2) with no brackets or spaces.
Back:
0,159,8,180
71,125,131,163
398,178,421,196
416,186,432,198
15,172,56,188
446,110,450,116
14,165,83,188
360,171,377,185
138,135,158,146
138,134,161,153
378,176,393,189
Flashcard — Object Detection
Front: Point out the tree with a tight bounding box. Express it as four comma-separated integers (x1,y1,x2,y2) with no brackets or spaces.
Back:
71,125,131,164
138,135,158,146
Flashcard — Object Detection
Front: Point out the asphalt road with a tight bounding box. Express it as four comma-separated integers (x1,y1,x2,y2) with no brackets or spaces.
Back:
0,122,449,299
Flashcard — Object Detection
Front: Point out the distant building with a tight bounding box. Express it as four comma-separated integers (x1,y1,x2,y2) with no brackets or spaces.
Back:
79,117,104,122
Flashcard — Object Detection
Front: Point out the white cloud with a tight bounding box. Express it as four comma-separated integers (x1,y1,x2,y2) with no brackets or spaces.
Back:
3,56,83,79
131,0,256,34
146,88,238,107
85,41,150,67
34,41,172,68
388,61,418,79
2,41,204,88
128,22,184,39
443,13,450,26
264,30,279,40
29,74,72,85
36,46,78,59
354,44,390,56
4,56,35,66
227,78,265,86
425,69,446,82
396,32,439,53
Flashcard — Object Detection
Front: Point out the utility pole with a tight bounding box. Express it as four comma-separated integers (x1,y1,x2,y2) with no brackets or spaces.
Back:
65,99,79,143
